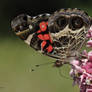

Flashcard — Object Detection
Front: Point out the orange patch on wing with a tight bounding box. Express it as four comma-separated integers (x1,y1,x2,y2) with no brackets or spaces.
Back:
46,45,53,53
37,30,42,33
39,22,47,32
41,41,47,49
44,34,50,40
38,34,44,40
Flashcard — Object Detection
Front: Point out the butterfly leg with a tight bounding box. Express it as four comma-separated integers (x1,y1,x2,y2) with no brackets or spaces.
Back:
54,60,69,68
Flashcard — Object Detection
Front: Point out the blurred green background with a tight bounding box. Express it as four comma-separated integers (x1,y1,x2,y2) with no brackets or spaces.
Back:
0,0,92,92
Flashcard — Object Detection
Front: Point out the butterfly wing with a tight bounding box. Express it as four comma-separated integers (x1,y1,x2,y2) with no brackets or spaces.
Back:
11,13,58,57
48,8,92,59
11,8,92,67
11,9,92,62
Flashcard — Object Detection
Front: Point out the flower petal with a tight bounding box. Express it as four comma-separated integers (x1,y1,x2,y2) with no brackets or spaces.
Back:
88,51,92,62
87,40,92,47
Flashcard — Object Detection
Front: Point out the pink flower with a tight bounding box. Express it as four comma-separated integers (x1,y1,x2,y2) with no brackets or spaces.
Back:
82,50,88,57
86,26,92,38
82,62,92,74
70,50,92,92
88,51,92,62
70,60,80,66
87,40,92,47
70,26,92,92
86,89,92,92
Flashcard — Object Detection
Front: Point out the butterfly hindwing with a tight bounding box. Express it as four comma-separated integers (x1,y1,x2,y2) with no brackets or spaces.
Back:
11,8,92,67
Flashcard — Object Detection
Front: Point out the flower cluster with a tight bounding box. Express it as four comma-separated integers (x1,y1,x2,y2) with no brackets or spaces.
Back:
70,26,92,92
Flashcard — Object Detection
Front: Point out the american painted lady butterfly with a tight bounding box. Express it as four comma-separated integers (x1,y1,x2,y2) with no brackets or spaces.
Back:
11,8,92,67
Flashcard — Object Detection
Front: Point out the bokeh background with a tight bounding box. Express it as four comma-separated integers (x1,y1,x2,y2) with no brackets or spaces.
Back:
0,0,92,92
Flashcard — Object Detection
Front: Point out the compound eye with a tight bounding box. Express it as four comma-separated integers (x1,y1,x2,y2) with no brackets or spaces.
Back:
56,17,67,29
70,17,84,30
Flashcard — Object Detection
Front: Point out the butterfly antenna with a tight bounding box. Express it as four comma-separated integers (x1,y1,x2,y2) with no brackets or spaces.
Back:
35,61,55,68
30,61,55,72
58,68,72,80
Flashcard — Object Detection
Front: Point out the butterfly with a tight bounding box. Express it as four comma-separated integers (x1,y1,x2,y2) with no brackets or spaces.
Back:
11,8,92,68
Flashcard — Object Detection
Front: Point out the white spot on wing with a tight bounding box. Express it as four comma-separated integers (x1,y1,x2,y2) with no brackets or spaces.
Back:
29,25,33,30
24,34,34,45
33,16,37,19
39,14,42,17
46,13,50,16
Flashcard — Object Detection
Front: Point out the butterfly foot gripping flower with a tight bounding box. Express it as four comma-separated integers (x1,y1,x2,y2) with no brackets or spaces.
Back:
70,26,92,92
